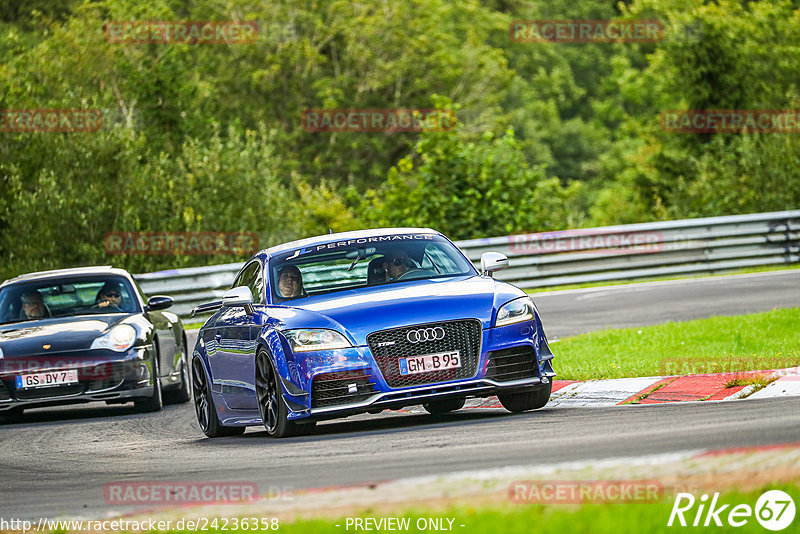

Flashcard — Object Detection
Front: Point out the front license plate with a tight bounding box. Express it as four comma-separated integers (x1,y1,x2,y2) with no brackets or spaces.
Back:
15,370,79,389
399,350,461,376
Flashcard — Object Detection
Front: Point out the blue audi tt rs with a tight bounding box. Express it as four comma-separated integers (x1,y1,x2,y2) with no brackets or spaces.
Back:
191,228,556,437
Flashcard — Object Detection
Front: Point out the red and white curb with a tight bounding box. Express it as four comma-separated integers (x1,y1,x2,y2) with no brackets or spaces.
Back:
550,367,800,407
449,367,800,411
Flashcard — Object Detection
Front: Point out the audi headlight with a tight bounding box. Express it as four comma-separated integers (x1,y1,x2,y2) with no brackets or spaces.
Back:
496,297,536,327
91,324,137,352
283,329,351,352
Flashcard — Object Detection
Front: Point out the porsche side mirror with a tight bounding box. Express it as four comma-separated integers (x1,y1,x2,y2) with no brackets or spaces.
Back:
480,252,509,277
222,286,254,314
146,295,174,311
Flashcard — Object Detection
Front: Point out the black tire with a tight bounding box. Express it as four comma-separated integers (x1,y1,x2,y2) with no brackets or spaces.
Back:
2,407,24,422
423,397,466,414
164,341,191,405
134,351,163,413
192,357,245,438
255,349,315,438
498,382,552,413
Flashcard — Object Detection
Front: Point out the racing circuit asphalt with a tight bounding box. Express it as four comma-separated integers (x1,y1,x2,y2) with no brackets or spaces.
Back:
1,270,799,520
531,269,800,339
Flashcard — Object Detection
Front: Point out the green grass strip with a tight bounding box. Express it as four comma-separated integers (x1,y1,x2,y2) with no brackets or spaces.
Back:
552,307,800,380
161,483,799,534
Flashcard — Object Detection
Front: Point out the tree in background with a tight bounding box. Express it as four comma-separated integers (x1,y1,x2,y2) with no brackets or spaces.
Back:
367,106,581,239
594,0,800,221
1,0,799,279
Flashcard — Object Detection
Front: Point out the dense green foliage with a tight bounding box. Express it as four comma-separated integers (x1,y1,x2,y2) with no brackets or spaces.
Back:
1,0,798,278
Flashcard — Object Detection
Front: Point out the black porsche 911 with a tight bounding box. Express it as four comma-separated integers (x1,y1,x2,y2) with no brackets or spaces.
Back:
0,266,190,419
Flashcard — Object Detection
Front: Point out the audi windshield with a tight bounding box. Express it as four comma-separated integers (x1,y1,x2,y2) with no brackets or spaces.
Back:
269,234,477,302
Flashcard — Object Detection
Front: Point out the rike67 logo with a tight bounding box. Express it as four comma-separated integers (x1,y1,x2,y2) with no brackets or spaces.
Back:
668,490,796,531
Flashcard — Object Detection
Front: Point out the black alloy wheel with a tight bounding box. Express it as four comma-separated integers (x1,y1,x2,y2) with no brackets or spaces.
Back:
255,349,315,438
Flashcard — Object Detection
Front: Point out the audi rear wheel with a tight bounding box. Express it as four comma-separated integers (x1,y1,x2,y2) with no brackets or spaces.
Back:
192,357,245,437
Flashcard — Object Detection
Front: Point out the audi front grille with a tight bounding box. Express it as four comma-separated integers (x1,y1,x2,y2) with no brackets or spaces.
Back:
366,319,482,388
311,369,377,408
485,346,539,382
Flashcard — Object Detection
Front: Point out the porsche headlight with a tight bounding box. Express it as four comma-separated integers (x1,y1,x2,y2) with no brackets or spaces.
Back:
91,324,137,352
496,297,536,327
283,329,351,352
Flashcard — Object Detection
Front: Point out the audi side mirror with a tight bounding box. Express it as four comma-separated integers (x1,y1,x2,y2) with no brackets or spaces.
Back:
221,286,254,314
480,252,509,277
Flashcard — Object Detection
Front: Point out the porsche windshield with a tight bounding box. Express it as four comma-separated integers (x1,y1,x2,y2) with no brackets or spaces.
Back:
0,276,140,324
269,234,477,302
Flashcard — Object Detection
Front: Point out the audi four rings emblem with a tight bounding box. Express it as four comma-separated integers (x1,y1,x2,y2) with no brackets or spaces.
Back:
406,327,446,343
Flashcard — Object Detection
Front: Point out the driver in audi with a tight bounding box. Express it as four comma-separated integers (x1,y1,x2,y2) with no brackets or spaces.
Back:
381,250,413,281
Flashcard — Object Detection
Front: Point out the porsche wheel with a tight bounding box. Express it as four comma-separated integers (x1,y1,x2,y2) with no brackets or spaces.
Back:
423,397,465,414
192,357,245,437
2,407,24,422
255,349,315,438
164,342,191,404
498,382,552,413
134,353,163,413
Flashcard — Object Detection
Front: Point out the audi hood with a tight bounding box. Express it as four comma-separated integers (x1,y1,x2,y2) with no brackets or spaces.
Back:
275,275,527,346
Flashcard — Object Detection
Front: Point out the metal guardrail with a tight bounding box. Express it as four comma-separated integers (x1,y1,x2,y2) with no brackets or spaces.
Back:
135,210,800,318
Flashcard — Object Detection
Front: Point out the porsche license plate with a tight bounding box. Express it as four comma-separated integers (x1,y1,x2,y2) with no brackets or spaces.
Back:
399,350,461,375
16,370,79,389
